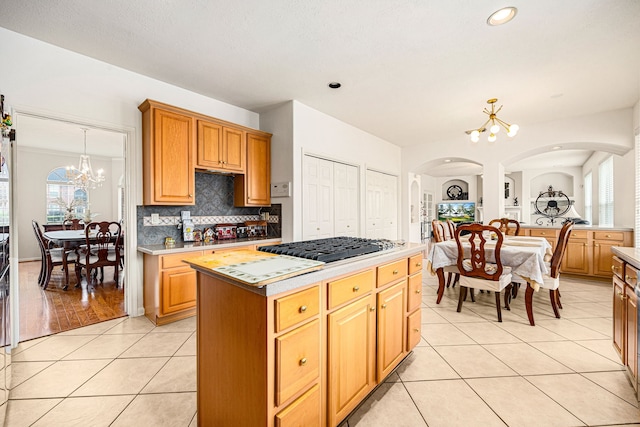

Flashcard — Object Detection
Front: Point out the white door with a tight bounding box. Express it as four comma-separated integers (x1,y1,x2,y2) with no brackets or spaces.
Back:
334,162,359,237
382,173,398,240
303,156,334,240
365,170,384,238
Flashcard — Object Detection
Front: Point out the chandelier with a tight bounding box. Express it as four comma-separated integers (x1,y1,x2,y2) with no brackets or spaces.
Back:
465,98,519,143
66,128,105,189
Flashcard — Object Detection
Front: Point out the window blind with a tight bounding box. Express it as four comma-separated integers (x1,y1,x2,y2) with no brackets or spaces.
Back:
598,156,614,227
584,172,592,224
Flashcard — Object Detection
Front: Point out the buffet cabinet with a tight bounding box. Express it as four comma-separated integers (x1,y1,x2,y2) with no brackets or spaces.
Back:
139,99,272,206
195,252,423,427
612,255,638,391
520,227,633,278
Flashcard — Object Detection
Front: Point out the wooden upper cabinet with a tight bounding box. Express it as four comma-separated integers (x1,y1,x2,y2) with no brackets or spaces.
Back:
234,132,271,207
196,120,246,174
140,100,195,205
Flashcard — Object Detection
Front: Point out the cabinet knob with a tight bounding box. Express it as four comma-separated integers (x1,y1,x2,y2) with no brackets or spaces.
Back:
606,234,611,238
299,358,307,366
381,303,387,309
415,289,421,294
370,307,376,312
413,328,420,332
353,286,360,292
189,194,193,198
299,305,307,313
393,270,399,275
595,244,599,247
415,263,422,267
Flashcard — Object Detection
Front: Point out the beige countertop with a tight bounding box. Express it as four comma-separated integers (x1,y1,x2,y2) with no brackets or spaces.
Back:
520,224,633,231
187,242,427,297
612,246,640,268
137,237,281,256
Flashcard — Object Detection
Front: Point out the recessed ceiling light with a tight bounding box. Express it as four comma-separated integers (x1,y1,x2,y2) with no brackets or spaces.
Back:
328,82,341,89
550,93,564,99
552,146,562,150
487,7,518,26
444,159,452,163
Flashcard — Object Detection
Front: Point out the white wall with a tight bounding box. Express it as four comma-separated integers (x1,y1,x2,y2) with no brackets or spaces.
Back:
262,100,402,242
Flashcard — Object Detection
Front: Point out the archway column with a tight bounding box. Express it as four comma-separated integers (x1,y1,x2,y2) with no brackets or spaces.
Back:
481,160,505,224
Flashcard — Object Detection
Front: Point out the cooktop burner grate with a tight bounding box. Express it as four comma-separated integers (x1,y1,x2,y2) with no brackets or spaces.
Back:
258,236,396,263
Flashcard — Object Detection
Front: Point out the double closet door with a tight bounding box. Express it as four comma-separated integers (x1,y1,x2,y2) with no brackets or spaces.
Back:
303,156,359,240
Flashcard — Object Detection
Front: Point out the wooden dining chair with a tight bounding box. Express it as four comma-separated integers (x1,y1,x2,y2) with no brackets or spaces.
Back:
76,222,121,286
432,220,460,288
455,223,513,322
514,221,574,326
76,221,122,287
32,220,78,290
488,218,521,236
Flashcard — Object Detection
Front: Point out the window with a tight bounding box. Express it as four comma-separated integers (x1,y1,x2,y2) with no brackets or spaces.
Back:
598,156,614,227
46,167,87,223
584,172,592,224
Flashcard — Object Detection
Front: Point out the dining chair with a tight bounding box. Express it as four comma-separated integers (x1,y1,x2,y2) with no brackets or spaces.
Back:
488,218,521,236
455,223,513,322
432,220,460,288
513,221,574,326
76,221,122,287
32,220,78,290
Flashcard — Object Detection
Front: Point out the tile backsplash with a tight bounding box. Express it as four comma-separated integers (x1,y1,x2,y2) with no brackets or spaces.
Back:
137,172,281,245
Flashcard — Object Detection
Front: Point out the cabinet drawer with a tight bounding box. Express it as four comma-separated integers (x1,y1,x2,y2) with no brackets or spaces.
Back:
161,251,203,269
407,273,422,313
275,286,319,332
408,254,423,275
612,256,625,280
594,231,625,242
327,270,374,309
377,259,407,287
407,309,422,351
275,319,320,406
275,384,321,427
569,230,589,239
529,229,557,238
626,264,639,287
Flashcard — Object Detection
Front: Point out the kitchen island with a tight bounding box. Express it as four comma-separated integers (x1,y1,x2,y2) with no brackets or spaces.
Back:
184,242,426,427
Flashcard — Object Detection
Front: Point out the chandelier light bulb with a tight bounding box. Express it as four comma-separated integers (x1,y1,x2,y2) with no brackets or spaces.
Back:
471,134,480,143
490,124,500,134
488,133,497,143
507,124,519,137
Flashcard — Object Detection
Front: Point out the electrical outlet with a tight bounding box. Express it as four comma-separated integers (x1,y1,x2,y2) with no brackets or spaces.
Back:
151,213,160,225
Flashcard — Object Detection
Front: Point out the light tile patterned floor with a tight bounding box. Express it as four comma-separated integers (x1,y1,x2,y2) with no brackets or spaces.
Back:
4,274,640,426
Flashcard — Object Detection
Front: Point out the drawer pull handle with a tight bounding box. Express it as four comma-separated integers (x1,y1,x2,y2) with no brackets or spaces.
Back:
299,305,307,313
416,263,422,267
415,289,421,294
370,307,376,312
381,303,387,309
299,358,307,366
413,328,420,332
393,270,399,275
606,234,611,238
353,286,360,292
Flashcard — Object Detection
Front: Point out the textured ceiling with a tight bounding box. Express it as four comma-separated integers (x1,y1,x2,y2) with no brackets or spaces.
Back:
1,1,639,157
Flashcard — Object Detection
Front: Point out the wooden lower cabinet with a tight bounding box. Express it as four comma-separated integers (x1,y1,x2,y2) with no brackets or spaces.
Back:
613,274,625,358
612,256,639,393
328,294,376,426
625,283,638,389
376,281,406,380
194,251,423,427
562,231,590,275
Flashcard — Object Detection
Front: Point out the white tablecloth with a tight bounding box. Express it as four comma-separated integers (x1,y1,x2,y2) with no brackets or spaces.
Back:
428,236,553,291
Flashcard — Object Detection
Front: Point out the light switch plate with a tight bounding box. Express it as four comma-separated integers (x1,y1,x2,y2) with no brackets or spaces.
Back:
271,182,291,198
151,213,160,225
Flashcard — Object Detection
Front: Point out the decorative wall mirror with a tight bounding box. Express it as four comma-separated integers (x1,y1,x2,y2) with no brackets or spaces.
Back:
533,185,570,225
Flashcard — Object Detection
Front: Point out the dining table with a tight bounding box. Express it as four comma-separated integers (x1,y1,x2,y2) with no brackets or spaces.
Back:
428,235,553,323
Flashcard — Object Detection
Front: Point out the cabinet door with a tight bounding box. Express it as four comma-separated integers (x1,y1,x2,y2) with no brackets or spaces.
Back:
196,120,223,169
407,309,422,352
613,275,625,360
151,108,195,205
161,268,197,315
407,273,422,313
234,132,271,206
328,295,376,426
594,241,620,277
562,239,590,275
626,285,638,388
377,281,406,380
222,127,245,173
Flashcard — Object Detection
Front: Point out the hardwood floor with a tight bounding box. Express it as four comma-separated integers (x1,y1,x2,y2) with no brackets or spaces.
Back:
18,260,126,342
